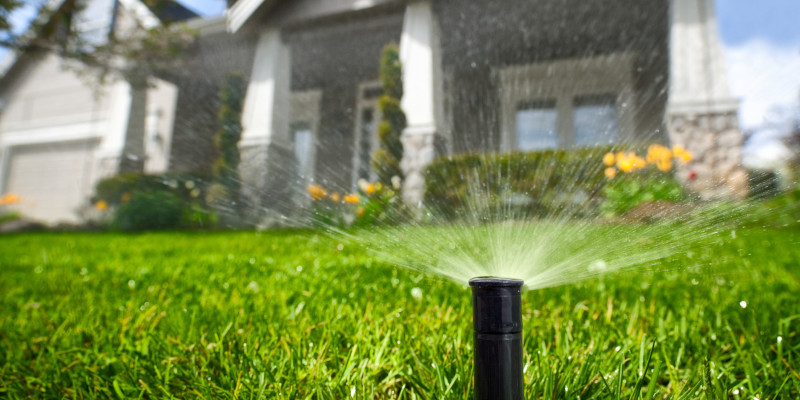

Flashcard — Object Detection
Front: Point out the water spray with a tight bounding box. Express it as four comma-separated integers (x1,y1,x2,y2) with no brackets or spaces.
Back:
469,277,524,400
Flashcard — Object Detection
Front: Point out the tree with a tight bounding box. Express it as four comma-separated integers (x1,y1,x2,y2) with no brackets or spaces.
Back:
1,0,195,172
372,43,406,187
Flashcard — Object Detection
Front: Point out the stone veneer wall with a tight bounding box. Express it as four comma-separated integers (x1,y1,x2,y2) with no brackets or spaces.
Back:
667,111,749,199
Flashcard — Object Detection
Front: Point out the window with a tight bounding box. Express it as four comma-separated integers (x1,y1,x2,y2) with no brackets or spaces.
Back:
573,94,618,147
498,53,635,151
292,123,313,178
516,100,558,150
352,82,382,187
356,108,375,182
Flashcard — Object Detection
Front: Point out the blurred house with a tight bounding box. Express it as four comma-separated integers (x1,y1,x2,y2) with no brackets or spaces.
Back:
0,0,197,223
225,0,748,212
1,0,750,224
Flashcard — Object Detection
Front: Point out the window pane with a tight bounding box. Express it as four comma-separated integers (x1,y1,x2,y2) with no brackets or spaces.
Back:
516,101,558,151
573,95,618,147
357,108,374,181
293,127,313,177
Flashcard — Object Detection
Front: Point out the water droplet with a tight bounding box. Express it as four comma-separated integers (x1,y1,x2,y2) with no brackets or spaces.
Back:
777,336,782,343
223,283,230,289
79,268,88,275
337,243,344,251
247,281,260,293
34,266,43,274
411,287,423,299
350,386,356,397
614,346,621,352
739,301,747,309
249,258,256,264
128,280,136,289
691,279,699,285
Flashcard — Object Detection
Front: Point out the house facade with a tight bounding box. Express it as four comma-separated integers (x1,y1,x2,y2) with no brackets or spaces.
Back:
0,0,195,223
227,0,748,212
0,0,747,224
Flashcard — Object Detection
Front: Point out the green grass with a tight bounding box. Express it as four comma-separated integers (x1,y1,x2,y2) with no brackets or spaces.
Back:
0,226,798,399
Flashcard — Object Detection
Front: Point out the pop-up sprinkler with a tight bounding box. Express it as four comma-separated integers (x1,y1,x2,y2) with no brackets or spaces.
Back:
469,277,524,400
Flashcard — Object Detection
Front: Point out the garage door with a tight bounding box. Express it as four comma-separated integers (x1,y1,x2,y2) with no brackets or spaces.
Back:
4,141,97,223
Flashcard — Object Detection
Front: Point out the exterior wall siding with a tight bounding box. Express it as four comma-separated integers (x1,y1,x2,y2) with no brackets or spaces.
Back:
283,7,405,191
432,0,670,154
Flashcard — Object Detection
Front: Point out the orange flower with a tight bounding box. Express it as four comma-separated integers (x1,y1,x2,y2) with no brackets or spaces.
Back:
0,193,20,206
603,152,616,166
604,167,617,179
330,193,340,202
356,207,365,217
656,158,673,171
646,144,671,164
365,183,375,195
307,185,328,201
343,194,360,204
95,200,108,211
672,145,693,163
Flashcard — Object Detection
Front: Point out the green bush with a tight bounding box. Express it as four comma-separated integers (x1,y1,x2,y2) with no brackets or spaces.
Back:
94,172,216,231
372,43,406,186
112,191,184,231
424,147,616,220
600,171,688,217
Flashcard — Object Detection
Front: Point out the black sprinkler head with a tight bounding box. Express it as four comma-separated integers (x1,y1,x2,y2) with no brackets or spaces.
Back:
469,277,524,400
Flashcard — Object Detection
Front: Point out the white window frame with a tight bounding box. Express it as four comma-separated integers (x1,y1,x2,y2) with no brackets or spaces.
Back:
290,90,322,184
497,53,636,151
351,81,383,189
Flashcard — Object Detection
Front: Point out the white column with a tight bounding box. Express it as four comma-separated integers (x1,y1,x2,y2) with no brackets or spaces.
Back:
399,0,444,207
241,28,291,148
94,79,133,179
239,28,292,212
668,0,736,113
667,0,748,198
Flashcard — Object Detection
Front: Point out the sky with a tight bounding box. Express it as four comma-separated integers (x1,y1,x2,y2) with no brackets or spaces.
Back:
3,0,800,165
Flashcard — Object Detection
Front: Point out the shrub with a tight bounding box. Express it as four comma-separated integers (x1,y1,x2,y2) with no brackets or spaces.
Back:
424,147,615,220
599,145,694,216
112,191,184,231
210,73,246,225
372,43,406,187
307,179,407,229
93,172,216,231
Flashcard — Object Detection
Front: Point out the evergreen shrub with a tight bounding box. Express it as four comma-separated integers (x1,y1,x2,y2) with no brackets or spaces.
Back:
424,147,616,220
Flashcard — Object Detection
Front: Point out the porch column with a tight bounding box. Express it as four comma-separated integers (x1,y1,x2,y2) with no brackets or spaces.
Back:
399,0,446,208
667,0,748,198
239,28,293,217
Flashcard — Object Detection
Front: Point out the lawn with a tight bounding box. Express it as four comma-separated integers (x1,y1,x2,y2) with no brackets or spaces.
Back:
0,225,798,399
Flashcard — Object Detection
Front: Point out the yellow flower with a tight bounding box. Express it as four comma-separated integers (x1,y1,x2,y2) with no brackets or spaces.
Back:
603,152,616,166
0,193,20,205
672,145,693,163
631,154,646,170
307,185,328,201
365,183,375,195
330,193,340,202
95,200,108,211
356,207,365,217
604,167,617,179
646,144,671,164
343,194,360,204
617,152,646,172
656,158,673,171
